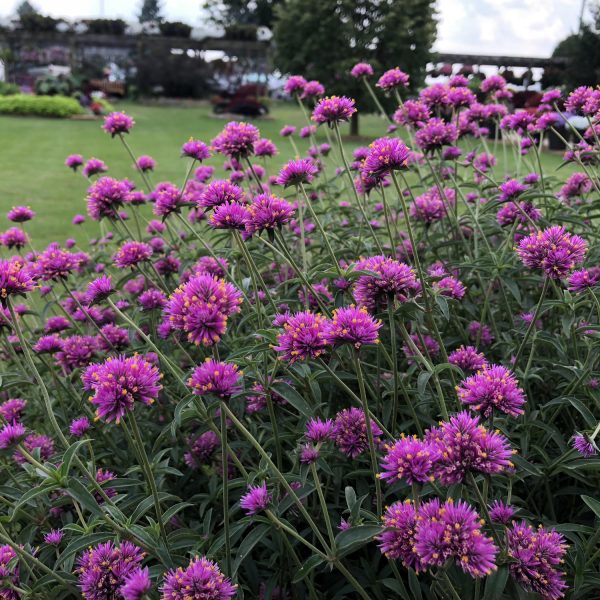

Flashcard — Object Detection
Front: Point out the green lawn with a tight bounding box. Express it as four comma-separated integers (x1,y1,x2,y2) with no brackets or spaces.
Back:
0,101,573,248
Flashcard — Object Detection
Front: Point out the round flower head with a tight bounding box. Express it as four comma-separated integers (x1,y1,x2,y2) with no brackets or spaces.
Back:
113,241,153,269
410,186,455,224
568,268,600,292
332,407,382,458
7,206,35,223
379,435,440,484
246,193,295,234
284,75,306,95
0,398,26,423
481,74,507,94
306,417,334,443
65,154,83,170
273,310,329,363
499,179,528,202
254,137,278,157
378,500,423,570
209,202,251,230
276,158,319,187
324,305,382,349
0,257,36,304
151,182,183,217
86,176,130,221
14,433,54,464
427,411,513,484
138,288,166,311
507,521,568,600
55,335,98,373
300,444,320,464
516,225,588,279
301,80,325,99
489,500,515,524
353,255,418,310
394,99,431,128
85,275,114,305
448,345,488,373
44,530,64,546
76,541,145,600
280,125,296,137
432,276,466,299
69,416,90,437
0,423,26,449
120,567,151,600
181,138,211,161
212,121,260,158
199,180,245,209
83,158,108,178
83,354,162,423
193,256,229,278
415,118,458,152
240,481,271,515
376,68,409,90
420,83,450,107
103,111,135,136
312,96,357,125
351,62,374,78
160,555,237,600
72,214,86,225
571,432,597,458
361,137,410,180
1,227,28,249
185,430,219,468
188,359,242,398
457,364,526,418
135,155,155,172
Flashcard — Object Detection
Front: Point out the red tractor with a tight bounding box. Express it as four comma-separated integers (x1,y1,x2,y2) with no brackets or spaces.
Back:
212,84,269,117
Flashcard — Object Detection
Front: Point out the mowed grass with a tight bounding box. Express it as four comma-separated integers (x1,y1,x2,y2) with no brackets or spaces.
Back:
0,101,574,248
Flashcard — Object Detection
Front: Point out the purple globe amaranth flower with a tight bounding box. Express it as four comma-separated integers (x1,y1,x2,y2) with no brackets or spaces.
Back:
516,225,588,279
481,74,507,94
378,500,425,570
212,121,260,158
273,310,329,363
246,193,295,234
135,155,155,172
164,274,242,346
571,432,597,458
97,324,130,352
253,138,278,159
332,407,382,458
160,555,237,600
188,358,242,398
376,68,409,90
379,435,440,484
283,75,307,96
350,62,374,77
55,335,98,373
193,256,229,278
507,521,568,600
103,111,135,136
86,176,130,221
410,186,455,223
76,541,145,600
44,315,71,333
280,125,296,137
457,363,526,418
361,137,410,181
240,481,271,515
393,99,431,128
138,288,167,311
120,566,151,600
499,179,528,202
113,241,153,269
568,268,600,292
448,345,488,373
69,416,90,437
151,181,183,217
448,86,476,107
558,172,593,202
185,430,220,468
82,157,108,178
426,411,514,484
496,201,542,226
199,180,245,209
312,96,357,125
0,423,26,449
72,214,86,225
420,83,450,107
301,80,325,99
0,398,26,423
565,86,593,114
402,333,440,364
415,118,458,152
276,158,318,187
0,257,36,301
299,444,320,464
0,227,28,249
299,125,316,138
433,276,466,299
14,433,54,464
489,500,516,524
7,206,35,223
85,275,114,305
83,354,162,424
306,417,334,443
468,321,495,346
209,202,251,230
352,255,418,310
181,138,211,161
324,305,382,349
65,153,83,171
44,529,64,546
35,243,89,281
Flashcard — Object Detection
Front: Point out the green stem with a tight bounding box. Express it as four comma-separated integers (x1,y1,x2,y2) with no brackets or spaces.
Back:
220,404,232,575
310,462,336,550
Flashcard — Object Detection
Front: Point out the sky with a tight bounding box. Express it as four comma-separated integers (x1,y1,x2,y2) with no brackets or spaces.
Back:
0,0,586,58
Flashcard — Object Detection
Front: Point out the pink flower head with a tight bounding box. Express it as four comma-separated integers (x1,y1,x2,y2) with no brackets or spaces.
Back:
489,500,515,524
332,407,382,458
240,481,270,515
135,155,155,172
568,268,600,292
151,182,183,218
86,176,130,221
376,68,409,90
324,305,381,349
0,398,26,423
0,423,26,449
44,530,64,546
379,435,440,484
572,432,597,458
254,138,278,157
276,158,318,187
65,154,84,170
82,157,108,178
1,227,28,249
85,275,114,305
393,100,431,128
280,125,296,137
350,62,374,78
212,121,260,158
448,345,488,373
209,202,251,230
361,137,410,180
7,206,35,223
284,75,307,95
14,433,54,464
306,417,334,443
69,416,90,437
113,241,153,269
312,96,357,125
181,138,211,161
301,80,325,99
433,276,466,299
273,310,328,363
246,193,295,234
120,566,151,600
415,118,458,152
0,257,36,301
199,180,245,209
410,187,456,223
103,111,135,136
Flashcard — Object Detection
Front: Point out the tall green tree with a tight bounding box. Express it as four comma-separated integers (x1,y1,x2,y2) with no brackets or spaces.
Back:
273,0,437,134
16,1,38,17
139,0,164,23
202,0,282,28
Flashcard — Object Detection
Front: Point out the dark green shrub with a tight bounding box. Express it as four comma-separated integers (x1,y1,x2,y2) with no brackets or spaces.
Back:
84,19,126,35
158,21,192,38
0,82,20,96
0,94,84,117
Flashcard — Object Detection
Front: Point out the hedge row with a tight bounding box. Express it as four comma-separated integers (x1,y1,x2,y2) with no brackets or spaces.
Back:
0,94,84,118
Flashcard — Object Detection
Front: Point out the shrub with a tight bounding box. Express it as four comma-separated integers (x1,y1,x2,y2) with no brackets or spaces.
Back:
0,81,19,96
224,24,258,41
0,94,83,117
158,20,192,38
18,13,58,32
84,18,126,35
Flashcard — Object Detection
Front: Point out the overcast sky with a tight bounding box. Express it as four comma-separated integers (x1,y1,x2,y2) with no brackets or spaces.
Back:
0,0,586,58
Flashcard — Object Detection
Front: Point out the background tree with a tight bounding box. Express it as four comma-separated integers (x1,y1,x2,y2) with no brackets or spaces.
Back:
139,0,164,23
273,0,437,135
203,0,282,28
16,1,38,17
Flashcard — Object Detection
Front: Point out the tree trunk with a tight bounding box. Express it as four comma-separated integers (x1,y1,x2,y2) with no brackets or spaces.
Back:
350,112,359,137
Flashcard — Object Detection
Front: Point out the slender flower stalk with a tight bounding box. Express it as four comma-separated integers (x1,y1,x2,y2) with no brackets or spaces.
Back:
220,403,232,575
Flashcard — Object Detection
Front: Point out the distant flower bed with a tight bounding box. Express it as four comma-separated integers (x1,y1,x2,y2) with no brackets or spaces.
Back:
0,94,84,118
0,73,599,600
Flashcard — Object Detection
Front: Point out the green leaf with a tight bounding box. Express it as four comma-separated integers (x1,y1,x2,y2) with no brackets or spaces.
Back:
417,371,432,397
66,478,103,517
232,523,270,576
407,568,423,600
344,486,357,511
335,525,381,553
483,565,509,599
381,577,411,600
270,382,313,418
292,554,324,583
582,495,600,519
434,294,449,320
11,482,57,519
60,439,90,478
